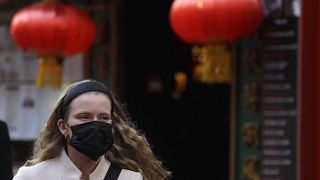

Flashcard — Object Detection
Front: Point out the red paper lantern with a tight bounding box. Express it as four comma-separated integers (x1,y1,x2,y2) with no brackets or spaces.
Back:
169,0,263,44
10,2,96,88
11,2,95,56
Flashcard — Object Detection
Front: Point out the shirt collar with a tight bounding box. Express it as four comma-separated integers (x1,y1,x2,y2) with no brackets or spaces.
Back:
58,149,110,179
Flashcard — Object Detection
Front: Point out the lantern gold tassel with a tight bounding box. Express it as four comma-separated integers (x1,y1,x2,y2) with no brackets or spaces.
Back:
36,56,63,89
192,43,232,84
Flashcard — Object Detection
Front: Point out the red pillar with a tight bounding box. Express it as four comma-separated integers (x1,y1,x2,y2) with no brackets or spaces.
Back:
300,0,320,179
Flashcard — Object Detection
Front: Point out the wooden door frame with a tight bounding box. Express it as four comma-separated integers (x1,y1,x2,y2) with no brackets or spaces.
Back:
299,0,320,179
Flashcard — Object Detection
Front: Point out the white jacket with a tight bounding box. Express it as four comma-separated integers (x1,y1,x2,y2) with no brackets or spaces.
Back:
13,150,143,180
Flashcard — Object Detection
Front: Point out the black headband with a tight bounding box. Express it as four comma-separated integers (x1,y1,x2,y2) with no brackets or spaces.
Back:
59,81,114,119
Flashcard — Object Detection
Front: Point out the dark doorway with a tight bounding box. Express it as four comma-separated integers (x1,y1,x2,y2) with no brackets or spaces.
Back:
119,0,230,179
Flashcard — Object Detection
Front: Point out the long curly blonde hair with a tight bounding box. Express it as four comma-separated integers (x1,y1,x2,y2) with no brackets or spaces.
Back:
26,80,171,180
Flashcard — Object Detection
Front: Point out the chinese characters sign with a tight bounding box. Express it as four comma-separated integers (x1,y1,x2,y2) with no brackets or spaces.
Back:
235,17,298,180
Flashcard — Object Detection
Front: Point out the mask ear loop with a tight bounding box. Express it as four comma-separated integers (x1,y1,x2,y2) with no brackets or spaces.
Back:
62,120,71,141
62,120,72,155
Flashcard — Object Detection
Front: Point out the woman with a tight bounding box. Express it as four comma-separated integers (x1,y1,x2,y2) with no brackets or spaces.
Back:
13,79,171,180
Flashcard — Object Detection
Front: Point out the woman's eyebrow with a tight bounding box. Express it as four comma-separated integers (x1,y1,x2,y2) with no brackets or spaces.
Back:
100,112,111,117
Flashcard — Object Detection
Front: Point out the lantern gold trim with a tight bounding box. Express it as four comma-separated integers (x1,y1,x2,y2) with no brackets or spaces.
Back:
36,56,63,89
192,43,232,84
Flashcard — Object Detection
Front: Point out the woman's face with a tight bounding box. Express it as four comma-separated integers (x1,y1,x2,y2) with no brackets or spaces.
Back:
67,92,112,126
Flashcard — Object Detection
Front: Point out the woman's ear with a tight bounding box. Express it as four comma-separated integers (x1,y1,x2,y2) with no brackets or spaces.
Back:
57,119,68,136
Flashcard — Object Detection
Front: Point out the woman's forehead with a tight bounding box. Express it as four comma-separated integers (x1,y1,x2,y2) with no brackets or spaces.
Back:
73,91,110,100
69,92,112,110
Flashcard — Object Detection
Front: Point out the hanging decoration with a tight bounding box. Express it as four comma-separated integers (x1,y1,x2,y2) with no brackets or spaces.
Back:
172,71,187,99
192,43,231,83
169,0,263,84
10,1,96,88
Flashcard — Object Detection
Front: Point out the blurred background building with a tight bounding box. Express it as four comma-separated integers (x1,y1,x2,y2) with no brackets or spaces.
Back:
2,0,320,179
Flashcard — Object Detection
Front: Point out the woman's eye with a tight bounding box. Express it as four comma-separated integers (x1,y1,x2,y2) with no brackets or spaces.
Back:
102,116,111,120
78,116,90,120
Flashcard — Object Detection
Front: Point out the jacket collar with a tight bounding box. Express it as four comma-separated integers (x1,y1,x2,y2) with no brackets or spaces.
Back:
58,150,111,179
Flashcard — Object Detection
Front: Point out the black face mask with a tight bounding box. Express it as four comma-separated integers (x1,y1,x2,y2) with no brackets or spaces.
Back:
67,121,113,161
